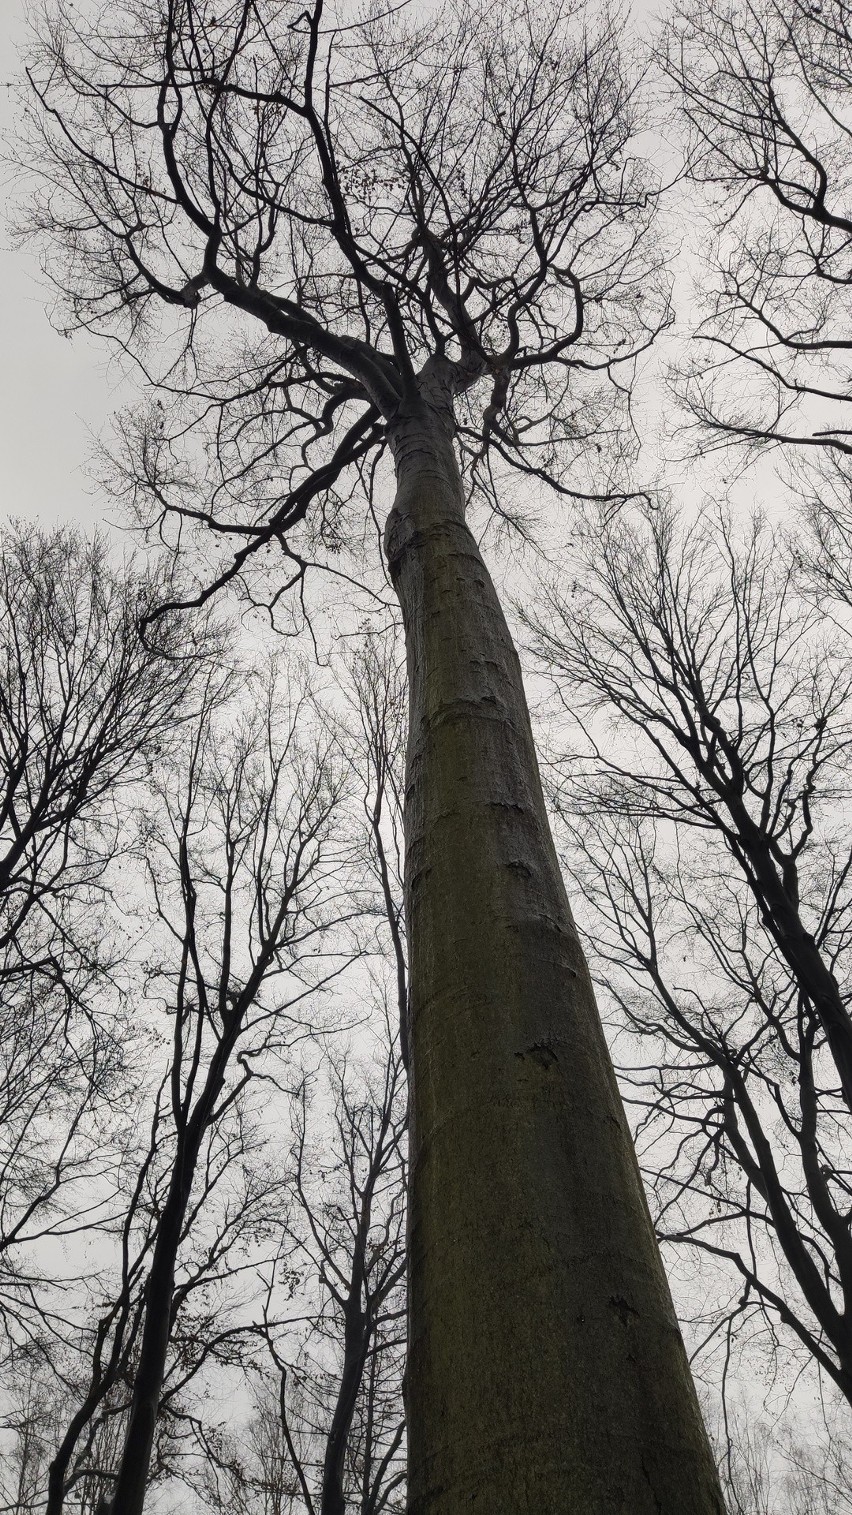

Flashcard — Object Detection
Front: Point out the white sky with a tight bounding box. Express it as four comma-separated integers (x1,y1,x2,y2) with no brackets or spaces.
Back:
0,0,129,528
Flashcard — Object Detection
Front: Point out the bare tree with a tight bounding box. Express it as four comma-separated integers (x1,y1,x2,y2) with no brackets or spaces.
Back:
658,0,852,631
262,1032,407,1515
199,629,408,1515
701,1396,852,1515
17,0,726,1504
199,1379,306,1514
0,1361,57,1513
780,1415,852,1515
335,634,407,1071
0,521,218,1363
710,1401,775,1515
661,0,852,461
41,666,353,1515
524,501,852,1406
195,1030,407,1515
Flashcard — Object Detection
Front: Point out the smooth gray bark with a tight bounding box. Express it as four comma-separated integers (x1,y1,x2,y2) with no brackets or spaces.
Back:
385,399,725,1515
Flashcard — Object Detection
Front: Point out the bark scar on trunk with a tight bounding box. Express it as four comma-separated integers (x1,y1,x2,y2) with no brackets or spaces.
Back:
515,1041,560,1070
610,1295,641,1326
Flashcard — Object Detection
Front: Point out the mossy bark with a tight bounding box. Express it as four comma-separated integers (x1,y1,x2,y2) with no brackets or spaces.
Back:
384,400,725,1515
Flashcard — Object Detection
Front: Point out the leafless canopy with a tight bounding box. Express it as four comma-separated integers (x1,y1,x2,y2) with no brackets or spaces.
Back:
0,523,216,1368
662,0,852,460
525,503,852,1406
22,0,667,611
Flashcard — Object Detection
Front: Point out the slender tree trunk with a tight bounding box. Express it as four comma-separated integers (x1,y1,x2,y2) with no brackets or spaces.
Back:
320,1291,370,1515
108,1162,191,1515
384,394,726,1515
727,802,852,1113
110,1089,222,1515
109,1020,235,1510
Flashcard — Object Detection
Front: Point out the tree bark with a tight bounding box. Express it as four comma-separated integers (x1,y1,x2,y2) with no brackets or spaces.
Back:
384,396,726,1515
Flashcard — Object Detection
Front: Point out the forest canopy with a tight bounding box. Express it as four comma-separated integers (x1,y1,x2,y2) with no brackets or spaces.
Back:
3,0,852,1510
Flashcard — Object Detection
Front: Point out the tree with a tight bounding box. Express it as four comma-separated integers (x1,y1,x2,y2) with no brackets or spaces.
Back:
200,1032,409,1515
199,632,409,1515
337,636,408,1073
524,501,852,1406
0,522,217,1364
658,0,852,679
199,1379,306,1515
21,1,724,1506
661,0,852,461
702,1398,852,1515
260,1035,407,1515
1,1361,57,1513
45,667,352,1515
780,1416,852,1515
250,637,409,1515
194,1020,407,1515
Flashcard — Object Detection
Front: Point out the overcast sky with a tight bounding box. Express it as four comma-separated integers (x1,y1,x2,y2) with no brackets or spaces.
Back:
0,0,129,529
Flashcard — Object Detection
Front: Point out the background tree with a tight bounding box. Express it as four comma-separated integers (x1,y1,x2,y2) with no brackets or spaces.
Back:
779,1416,852,1515
0,611,410,1515
657,0,852,733
260,1036,407,1515
0,521,217,1365
196,633,409,1515
661,0,852,461
257,634,410,1515
199,1030,408,1515
337,637,408,1073
524,502,852,1410
701,1397,852,1515
0,1362,57,1513
43,665,353,1515
198,1378,306,1515
19,0,726,1505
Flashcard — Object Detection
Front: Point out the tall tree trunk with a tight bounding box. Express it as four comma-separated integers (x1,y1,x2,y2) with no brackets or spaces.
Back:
384,396,725,1515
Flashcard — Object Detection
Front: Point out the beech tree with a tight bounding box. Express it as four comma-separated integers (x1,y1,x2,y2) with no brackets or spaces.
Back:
21,0,725,1506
